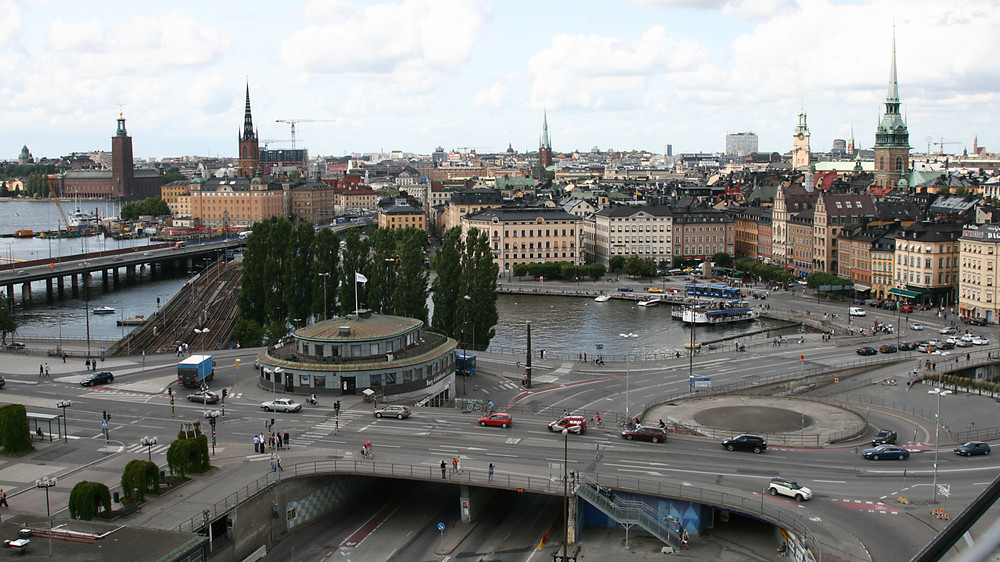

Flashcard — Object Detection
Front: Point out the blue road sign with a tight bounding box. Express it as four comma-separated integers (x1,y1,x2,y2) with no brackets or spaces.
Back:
437,522,445,531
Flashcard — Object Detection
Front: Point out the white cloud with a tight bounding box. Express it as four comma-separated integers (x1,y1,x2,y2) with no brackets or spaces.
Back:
0,0,21,48
634,0,795,19
46,19,106,52
473,82,508,108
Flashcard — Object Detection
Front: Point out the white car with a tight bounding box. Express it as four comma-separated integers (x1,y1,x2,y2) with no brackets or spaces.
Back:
973,337,990,346
767,477,812,502
261,398,302,412
849,307,866,317
940,326,957,335
909,323,923,331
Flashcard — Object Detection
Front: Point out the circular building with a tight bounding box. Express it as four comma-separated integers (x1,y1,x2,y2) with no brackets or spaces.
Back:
257,310,457,404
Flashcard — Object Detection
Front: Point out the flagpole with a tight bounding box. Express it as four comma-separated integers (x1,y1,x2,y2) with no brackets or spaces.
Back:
354,273,359,314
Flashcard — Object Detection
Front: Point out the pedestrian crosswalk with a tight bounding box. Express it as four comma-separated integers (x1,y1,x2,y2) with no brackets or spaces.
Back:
295,412,366,446
123,443,170,457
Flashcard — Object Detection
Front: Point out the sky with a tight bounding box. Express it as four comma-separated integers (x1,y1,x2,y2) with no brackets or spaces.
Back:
2,0,999,161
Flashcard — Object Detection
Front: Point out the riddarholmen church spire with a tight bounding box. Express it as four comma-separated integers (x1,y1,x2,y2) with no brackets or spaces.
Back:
241,83,256,142
237,83,260,178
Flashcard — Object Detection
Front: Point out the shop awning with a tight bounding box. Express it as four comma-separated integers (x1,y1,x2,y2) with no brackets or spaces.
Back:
888,288,921,298
853,284,871,292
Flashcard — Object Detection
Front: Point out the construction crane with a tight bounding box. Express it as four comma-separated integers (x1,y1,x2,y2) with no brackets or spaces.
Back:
260,139,293,150
932,138,962,155
274,119,336,149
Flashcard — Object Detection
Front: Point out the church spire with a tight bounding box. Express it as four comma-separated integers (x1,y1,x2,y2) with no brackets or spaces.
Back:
540,109,551,149
886,29,899,105
241,83,256,142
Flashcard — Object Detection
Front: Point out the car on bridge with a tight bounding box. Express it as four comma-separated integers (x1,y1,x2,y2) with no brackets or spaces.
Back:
849,307,866,317
954,441,991,456
879,344,897,354
767,477,812,502
81,371,114,386
478,413,513,428
374,405,411,419
856,346,877,356
872,429,897,445
187,390,221,404
621,426,667,443
898,342,916,351
549,415,587,434
862,444,909,460
721,434,766,453
3,342,25,351
617,287,633,292
909,323,923,331
261,398,301,412
645,287,663,293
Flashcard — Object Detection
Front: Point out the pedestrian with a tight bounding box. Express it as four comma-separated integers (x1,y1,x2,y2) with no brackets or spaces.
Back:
583,352,587,362
488,462,494,481
276,457,282,471
44,363,49,377
0,489,7,508
452,456,458,476
456,455,462,474
283,431,290,447
62,353,66,364
39,364,43,378
253,434,260,453
681,529,689,549
441,460,447,479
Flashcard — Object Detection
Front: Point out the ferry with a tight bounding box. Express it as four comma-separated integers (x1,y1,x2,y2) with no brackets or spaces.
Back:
672,301,759,325
92,306,116,315
116,314,146,326
594,294,611,302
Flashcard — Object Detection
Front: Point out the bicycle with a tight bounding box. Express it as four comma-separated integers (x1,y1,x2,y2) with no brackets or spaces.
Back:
361,445,374,460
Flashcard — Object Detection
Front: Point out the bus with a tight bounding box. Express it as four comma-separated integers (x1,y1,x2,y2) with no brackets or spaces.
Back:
686,283,742,299
456,352,477,376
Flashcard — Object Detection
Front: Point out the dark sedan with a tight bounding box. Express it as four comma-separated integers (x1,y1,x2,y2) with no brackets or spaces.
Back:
954,441,991,456
856,346,877,356
879,344,897,354
862,445,910,460
617,287,634,292
81,371,114,386
621,426,667,443
721,434,767,453
898,342,916,351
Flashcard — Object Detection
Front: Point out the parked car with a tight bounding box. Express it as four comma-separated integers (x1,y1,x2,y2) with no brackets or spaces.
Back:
881,301,897,311
721,434,767,453
621,426,667,443
186,390,221,404
973,336,990,346
954,339,973,348
872,429,897,445
899,304,913,313
965,317,987,326
374,405,411,419
937,341,956,350
909,323,923,331
856,346,877,356
81,371,114,386
645,287,663,293
940,326,958,335
879,344,897,354
869,299,883,308
862,444,910,460
478,413,513,428
549,415,587,434
898,342,916,351
260,398,302,412
954,441,991,456
767,477,812,502
917,342,936,353
849,307,867,317
3,342,25,351
617,287,633,292
752,291,768,300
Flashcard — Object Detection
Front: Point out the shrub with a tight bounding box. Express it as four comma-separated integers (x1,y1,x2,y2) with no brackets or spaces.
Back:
0,404,33,455
121,459,160,503
68,481,111,520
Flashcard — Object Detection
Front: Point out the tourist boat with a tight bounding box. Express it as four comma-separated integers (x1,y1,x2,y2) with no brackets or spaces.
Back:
69,209,101,229
92,305,116,315
672,301,759,324
116,314,146,326
637,298,659,307
594,294,611,302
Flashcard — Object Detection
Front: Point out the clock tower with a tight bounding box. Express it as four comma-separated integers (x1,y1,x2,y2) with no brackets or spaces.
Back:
792,107,811,169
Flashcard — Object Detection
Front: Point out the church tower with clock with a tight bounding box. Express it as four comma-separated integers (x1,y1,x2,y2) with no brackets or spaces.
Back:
791,107,811,169
872,33,910,194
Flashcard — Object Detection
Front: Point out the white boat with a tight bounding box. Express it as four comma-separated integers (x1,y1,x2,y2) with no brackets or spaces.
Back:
92,305,116,315
637,298,659,307
594,294,611,302
676,303,758,324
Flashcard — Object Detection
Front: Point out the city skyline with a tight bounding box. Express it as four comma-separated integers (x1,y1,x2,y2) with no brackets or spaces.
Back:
2,0,998,160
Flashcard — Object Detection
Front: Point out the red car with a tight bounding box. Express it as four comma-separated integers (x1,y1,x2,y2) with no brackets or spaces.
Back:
478,413,513,428
621,426,668,443
899,304,913,313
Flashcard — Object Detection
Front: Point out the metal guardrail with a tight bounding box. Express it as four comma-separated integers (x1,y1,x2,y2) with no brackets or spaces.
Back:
173,459,835,559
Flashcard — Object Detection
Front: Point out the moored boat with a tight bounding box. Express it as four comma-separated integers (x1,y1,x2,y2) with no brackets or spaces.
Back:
594,294,611,302
92,305,116,315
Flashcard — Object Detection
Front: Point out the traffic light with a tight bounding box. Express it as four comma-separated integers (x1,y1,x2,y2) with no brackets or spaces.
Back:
334,400,341,412
102,411,107,421
167,388,173,396
222,389,228,399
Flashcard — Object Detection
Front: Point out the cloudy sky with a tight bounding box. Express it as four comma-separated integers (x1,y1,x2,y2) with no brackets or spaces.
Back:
2,0,997,161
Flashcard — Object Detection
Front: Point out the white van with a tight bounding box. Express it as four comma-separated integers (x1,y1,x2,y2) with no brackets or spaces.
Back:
849,307,866,317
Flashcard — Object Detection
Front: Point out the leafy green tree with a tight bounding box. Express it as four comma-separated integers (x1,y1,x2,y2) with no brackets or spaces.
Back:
394,228,429,323
166,430,210,478
284,222,315,327
336,229,371,315
0,404,31,455
68,481,112,520
0,293,15,345
587,262,606,280
236,221,272,326
121,459,160,503
233,318,265,347
512,263,528,279
311,228,340,321
369,227,398,314
712,252,733,268
162,167,186,184
623,255,643,278
431,228,463,336
264,219,293,324
120,197,170,220
609,255,626,274
461,228,499,350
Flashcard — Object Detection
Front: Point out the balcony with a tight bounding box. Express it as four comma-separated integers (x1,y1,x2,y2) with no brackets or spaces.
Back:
267,331,449,366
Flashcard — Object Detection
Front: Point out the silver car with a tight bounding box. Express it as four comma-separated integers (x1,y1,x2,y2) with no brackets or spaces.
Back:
261,398,302,412
373,405,411,419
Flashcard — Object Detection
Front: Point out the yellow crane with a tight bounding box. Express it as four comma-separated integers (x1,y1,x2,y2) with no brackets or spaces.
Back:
274,119,336,149
48,183,73,232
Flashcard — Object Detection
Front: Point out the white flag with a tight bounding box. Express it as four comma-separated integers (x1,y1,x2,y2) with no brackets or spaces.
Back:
355,272,368,284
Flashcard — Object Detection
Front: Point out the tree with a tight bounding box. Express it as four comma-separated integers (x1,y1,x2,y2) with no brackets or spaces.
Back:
712,252,733,268
162,167,186,184
166,429,210,478
68,481,112,520
120,197,170,220
587,262,606,280
284,222,315,327
311,228,340,321
336,229,371,315
609,255,626,274
0,404,32,455
121,459,160,503
461,228,499,350
431,228,463,336
0,293,15,345
236,220,272,327
512,263,528,279
394,228,429,323
369,227,398,314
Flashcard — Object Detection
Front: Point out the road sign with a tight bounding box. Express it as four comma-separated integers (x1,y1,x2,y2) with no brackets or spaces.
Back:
437,522,445,531
101,420,108,428
799,354,805,361
690,377,711,388
937,484,950,498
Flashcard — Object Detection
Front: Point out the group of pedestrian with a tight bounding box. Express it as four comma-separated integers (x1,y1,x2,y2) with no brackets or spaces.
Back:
771,337,789,346
174,343,191,357
253,431,290,453
83,358,98,371
38,363,50,378
593,355,604,365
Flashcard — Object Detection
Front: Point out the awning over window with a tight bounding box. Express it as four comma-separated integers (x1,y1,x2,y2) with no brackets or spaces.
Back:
888,288,920,299
853,284,871,292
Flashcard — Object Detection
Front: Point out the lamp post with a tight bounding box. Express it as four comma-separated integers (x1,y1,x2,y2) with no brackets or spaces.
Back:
194,328,210,353
319,272,330,321
140,436,158,462
56,400,71,443
619,333,638,420
36,476,57,518
929,387,952,503
562,427,569,561
462,295,471,395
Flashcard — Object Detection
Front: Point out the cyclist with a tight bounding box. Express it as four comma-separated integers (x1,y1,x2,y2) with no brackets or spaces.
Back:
363,441,372,458
594,411,602,426
308,393,318,406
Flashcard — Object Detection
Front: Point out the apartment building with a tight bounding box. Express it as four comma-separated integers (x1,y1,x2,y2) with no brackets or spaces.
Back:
958,223,1000,322
812,192,876,274
462,206,582,275
588,205,673,265
892,222,962,307
671,207,734,261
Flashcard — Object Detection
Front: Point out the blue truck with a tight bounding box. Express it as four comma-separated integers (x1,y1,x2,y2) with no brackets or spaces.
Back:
178,355,215,387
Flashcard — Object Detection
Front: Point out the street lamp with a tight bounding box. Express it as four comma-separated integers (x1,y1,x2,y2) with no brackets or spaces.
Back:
929,387,952,503
619,333,638,420
56,400,72,443
562,427,569,561
462,295,471,395
319,272,331,321
36,476,57,518
140,436,158,462
204,410,221,456
194,328,210,352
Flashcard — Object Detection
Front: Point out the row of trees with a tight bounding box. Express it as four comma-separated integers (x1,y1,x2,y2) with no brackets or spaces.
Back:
734,258,795,285
120,196,170,220
511,261,606,281
431,227,499,351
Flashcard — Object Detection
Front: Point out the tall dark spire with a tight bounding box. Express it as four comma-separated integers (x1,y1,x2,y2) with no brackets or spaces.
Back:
241,83,256,142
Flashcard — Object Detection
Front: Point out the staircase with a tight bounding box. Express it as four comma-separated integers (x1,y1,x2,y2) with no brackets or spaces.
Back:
576,473,681,549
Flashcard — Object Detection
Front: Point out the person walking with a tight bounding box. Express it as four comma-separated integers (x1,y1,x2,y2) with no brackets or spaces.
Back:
253,434,260,453
39,364,43,378
452,456,458,476
441,460,447,479
488,462,494,481
456,455,462,474
283,431,290,448
680,529,689,549
1,489,9,508
44,363,49,377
